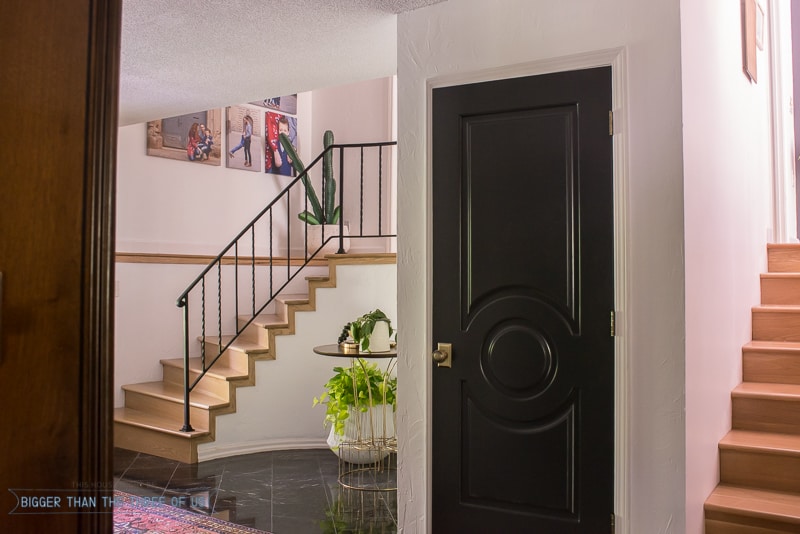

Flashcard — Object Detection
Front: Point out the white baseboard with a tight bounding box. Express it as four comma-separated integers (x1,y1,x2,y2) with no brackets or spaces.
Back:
197,437,329,462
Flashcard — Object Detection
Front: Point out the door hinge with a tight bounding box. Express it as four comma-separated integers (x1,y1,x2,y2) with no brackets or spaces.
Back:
609,110,614,136
611,512,616,533
610,310,616,337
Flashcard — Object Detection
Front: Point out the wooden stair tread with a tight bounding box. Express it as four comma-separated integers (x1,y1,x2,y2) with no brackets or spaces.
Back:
721,430,800,456
114,407,209,437
245,313,289,328
706,485,800,523
762,273,800,279
275,293,309,304
326,252,397,264
122,381,229,409
733,382,800,399
160,357,249,380
744,340,800,352
752,305,800,312
199,335,269,354
305,275,330,282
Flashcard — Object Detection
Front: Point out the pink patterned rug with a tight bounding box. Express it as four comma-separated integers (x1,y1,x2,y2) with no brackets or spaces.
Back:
113,491,269,533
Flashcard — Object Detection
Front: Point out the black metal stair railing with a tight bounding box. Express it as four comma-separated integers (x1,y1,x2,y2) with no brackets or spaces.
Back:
175,141,396,432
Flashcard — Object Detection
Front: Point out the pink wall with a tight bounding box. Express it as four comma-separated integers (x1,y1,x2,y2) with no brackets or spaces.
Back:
681,1,774,532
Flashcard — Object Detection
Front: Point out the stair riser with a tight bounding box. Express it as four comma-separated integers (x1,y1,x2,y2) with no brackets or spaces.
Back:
761,277,800,305
752,311,800,342
114,423,205,464
732,398,800,435
202,344,253,373
124,390,211,429
768,246,800,273
162,365,232,400
706,516,800,533
236,322,271,347
720,449,800,493
743,352,800,385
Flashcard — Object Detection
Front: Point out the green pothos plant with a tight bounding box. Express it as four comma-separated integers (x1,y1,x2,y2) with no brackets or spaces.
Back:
348,309,394,352
313,358,397,437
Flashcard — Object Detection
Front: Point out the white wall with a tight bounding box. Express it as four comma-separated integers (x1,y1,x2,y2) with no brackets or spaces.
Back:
681,1,775,532
396,1,685,533
311,78,396,252
116,78,394,256
117,94,312,256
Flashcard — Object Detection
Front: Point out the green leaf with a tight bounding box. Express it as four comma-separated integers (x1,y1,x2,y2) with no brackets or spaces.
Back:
298,211,321,225
280,132,324,223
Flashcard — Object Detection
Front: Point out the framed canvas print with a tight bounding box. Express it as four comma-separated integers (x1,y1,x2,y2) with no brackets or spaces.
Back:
226,105,263,172
146,109,222,165
250,94,298,115
265,111,298,177
743,0,758,82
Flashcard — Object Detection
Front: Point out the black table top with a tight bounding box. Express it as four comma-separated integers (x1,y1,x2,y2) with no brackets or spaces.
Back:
313,343,397,358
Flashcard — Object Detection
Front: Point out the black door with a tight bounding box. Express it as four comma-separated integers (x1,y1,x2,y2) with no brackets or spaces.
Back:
432,67,614,533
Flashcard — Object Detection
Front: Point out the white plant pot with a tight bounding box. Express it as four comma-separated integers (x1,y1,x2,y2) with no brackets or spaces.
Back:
327,405,395,464
307,224,350,256
367,320,391,353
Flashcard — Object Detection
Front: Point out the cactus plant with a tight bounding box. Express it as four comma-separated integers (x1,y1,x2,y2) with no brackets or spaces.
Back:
279,130,341,225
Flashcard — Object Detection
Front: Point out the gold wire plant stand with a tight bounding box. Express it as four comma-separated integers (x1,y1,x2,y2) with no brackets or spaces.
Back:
337,437,397,492
314,344,398,494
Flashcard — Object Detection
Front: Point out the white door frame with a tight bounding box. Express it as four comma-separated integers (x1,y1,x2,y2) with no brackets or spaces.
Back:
769,0,797,243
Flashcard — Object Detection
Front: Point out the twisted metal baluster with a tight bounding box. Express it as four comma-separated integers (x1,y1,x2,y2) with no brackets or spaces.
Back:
359,146,364,236
201,278,206,371
251,226,255,317
269,209,273,298
378,146,383,236
217,262,222,360
234,241,239,332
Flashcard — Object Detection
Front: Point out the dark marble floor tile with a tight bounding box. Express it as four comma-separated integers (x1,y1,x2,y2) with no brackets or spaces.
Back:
113,448,139,476
213,488,272,507
218,477,274,496
273,514,332,534
113,447,398,533
113,478,164,498
168,464,223,492
271,500,331,521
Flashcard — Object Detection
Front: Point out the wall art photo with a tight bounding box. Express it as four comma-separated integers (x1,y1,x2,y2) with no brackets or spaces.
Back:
249,94,297,115
146,109,222,166
226,105,263,172
265,111,298,177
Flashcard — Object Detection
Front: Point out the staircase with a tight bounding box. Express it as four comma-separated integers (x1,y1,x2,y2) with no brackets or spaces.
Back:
704,244,800,533
114,253,396,463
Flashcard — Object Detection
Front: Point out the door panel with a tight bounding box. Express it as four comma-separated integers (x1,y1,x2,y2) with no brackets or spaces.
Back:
432,67,614,533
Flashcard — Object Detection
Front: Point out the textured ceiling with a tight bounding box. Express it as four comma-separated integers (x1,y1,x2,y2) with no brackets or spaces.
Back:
119,0,444,125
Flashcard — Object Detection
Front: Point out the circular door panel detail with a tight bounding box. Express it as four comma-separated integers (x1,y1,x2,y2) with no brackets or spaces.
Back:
481,322,556,398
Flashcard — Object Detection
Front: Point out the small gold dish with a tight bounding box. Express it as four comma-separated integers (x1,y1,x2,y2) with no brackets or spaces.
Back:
339,341,359,354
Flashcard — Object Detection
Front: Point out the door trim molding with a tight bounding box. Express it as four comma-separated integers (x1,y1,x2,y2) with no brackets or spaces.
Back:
425,47,631,534
767,0,797,243
79,0,121,531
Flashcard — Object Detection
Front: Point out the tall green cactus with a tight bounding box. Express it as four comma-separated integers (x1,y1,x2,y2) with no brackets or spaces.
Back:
279,130,341,225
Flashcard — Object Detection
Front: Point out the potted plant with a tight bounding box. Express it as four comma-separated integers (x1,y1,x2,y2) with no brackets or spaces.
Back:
279,129,350,255
348,309,394,353
313,358,397,463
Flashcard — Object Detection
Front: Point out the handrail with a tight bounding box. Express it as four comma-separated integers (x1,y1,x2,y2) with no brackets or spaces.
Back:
176,141,396,432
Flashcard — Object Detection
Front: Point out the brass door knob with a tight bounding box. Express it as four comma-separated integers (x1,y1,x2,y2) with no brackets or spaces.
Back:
432,343,452,368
